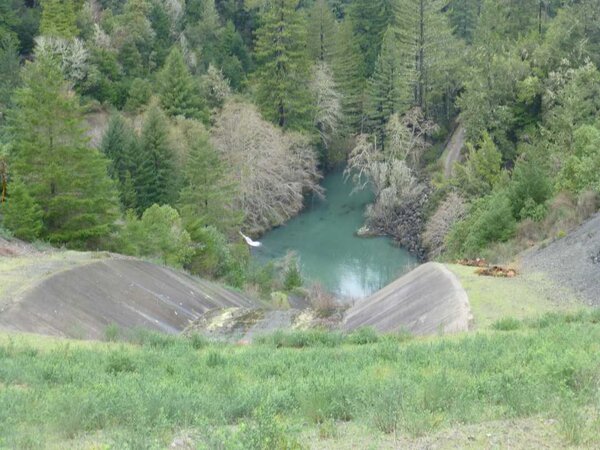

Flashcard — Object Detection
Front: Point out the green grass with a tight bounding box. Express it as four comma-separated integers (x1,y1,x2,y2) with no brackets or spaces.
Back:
2,314,600,448
447,264,584,329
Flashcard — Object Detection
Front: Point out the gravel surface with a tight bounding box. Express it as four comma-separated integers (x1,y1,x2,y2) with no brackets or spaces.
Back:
521,212,600,306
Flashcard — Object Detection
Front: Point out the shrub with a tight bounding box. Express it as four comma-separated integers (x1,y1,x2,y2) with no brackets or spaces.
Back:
492,317,521,331
507,156,551,221
347,327,380,345
104,323,120,342
118,205,192,267
283,261,302,291
255,330,343,348
447,191,517,257
422,191,467,259
576,190,599,220
308,283,338,317
106,351,136,374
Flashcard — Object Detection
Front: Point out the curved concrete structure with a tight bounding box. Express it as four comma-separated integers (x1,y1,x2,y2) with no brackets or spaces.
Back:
0,258,254,339
343,262,472,335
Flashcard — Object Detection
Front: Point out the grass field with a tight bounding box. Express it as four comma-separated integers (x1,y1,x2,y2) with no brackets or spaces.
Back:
447,264,584,329
2,312,600,449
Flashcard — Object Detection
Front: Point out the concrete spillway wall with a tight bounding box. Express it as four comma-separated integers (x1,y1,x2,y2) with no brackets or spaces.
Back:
0,259,254,339
343,262,472,335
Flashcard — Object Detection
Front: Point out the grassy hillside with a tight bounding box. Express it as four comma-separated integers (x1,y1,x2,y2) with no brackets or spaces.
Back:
447,264,584,329
2,312,600,449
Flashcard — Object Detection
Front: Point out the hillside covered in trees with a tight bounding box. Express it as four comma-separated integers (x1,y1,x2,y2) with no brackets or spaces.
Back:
1,0,600,289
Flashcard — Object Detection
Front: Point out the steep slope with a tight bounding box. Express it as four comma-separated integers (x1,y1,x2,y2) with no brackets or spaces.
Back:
521,212,600,306
343,262,471,334
0,256,254,339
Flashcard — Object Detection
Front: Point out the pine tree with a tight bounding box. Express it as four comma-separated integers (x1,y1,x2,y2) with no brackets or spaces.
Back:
39,0,78,39
394,0,460,119
157,47,208,121
8,56,119,245
331,20,367,132
366,27,410,145
2,180,43,241
0,36,20,116
178,128,241,235
347,0,393,76
253,0,313,130
134,104,176,213
448,0,481,42
100,113,138,209
306,0,336,63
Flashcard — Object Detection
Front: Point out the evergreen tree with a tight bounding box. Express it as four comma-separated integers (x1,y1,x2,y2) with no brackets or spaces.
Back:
448,0,481,42
157,47,207,121
394,0,460,119
178,128,241,235
306,0,336,63
2,180,43,241
347,0,393,76
366,27,409,145
331,20,366,132
100,113,138,209
253,0,313,130
8,56,119,245
134,104,176,212
216,21,252,90
39,0,78,38
0,36,20,119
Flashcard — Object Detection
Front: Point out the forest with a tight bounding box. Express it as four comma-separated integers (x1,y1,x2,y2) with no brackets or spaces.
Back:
1,0,600,290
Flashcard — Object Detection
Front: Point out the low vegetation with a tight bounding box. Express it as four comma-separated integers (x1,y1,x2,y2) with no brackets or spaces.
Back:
2,312,600,448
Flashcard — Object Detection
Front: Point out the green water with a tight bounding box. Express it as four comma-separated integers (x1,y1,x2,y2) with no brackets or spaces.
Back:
256,170,418,299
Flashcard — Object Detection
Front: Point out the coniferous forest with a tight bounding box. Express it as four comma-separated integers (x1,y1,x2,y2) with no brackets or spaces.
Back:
1,0,600,285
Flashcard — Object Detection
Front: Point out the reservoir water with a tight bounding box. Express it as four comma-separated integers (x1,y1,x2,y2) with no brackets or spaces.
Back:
256,170,418,299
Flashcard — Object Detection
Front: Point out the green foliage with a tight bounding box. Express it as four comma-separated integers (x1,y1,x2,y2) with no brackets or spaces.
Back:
283,258,302,291
507,156,551,220
491,317,521,331
447,191,517,257
118,204,192,267
347,327,380,345
331,20,366,132
3,313,600,446
366,27,407,143
8,56,119,246
453,132,503,197
347,0,392,76
0,36,20,114
253,0,313,130
306,0,336,63
185,225,248,285
177,124,241,234
39,0,78,38
133,104,177,212
556,125,600,194
157,47,208,121
1,180,43,241
100,113,138,209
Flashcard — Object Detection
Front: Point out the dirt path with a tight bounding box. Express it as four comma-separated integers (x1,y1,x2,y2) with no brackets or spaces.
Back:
444,124,466,178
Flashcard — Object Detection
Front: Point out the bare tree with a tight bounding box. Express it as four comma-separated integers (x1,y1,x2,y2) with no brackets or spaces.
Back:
211,100,322,234
310,62,342,149
35,36,89,84
422,192,467,258
385,107,437,169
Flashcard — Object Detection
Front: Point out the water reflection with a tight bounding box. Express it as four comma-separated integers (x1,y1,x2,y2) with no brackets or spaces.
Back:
256,170,417,299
